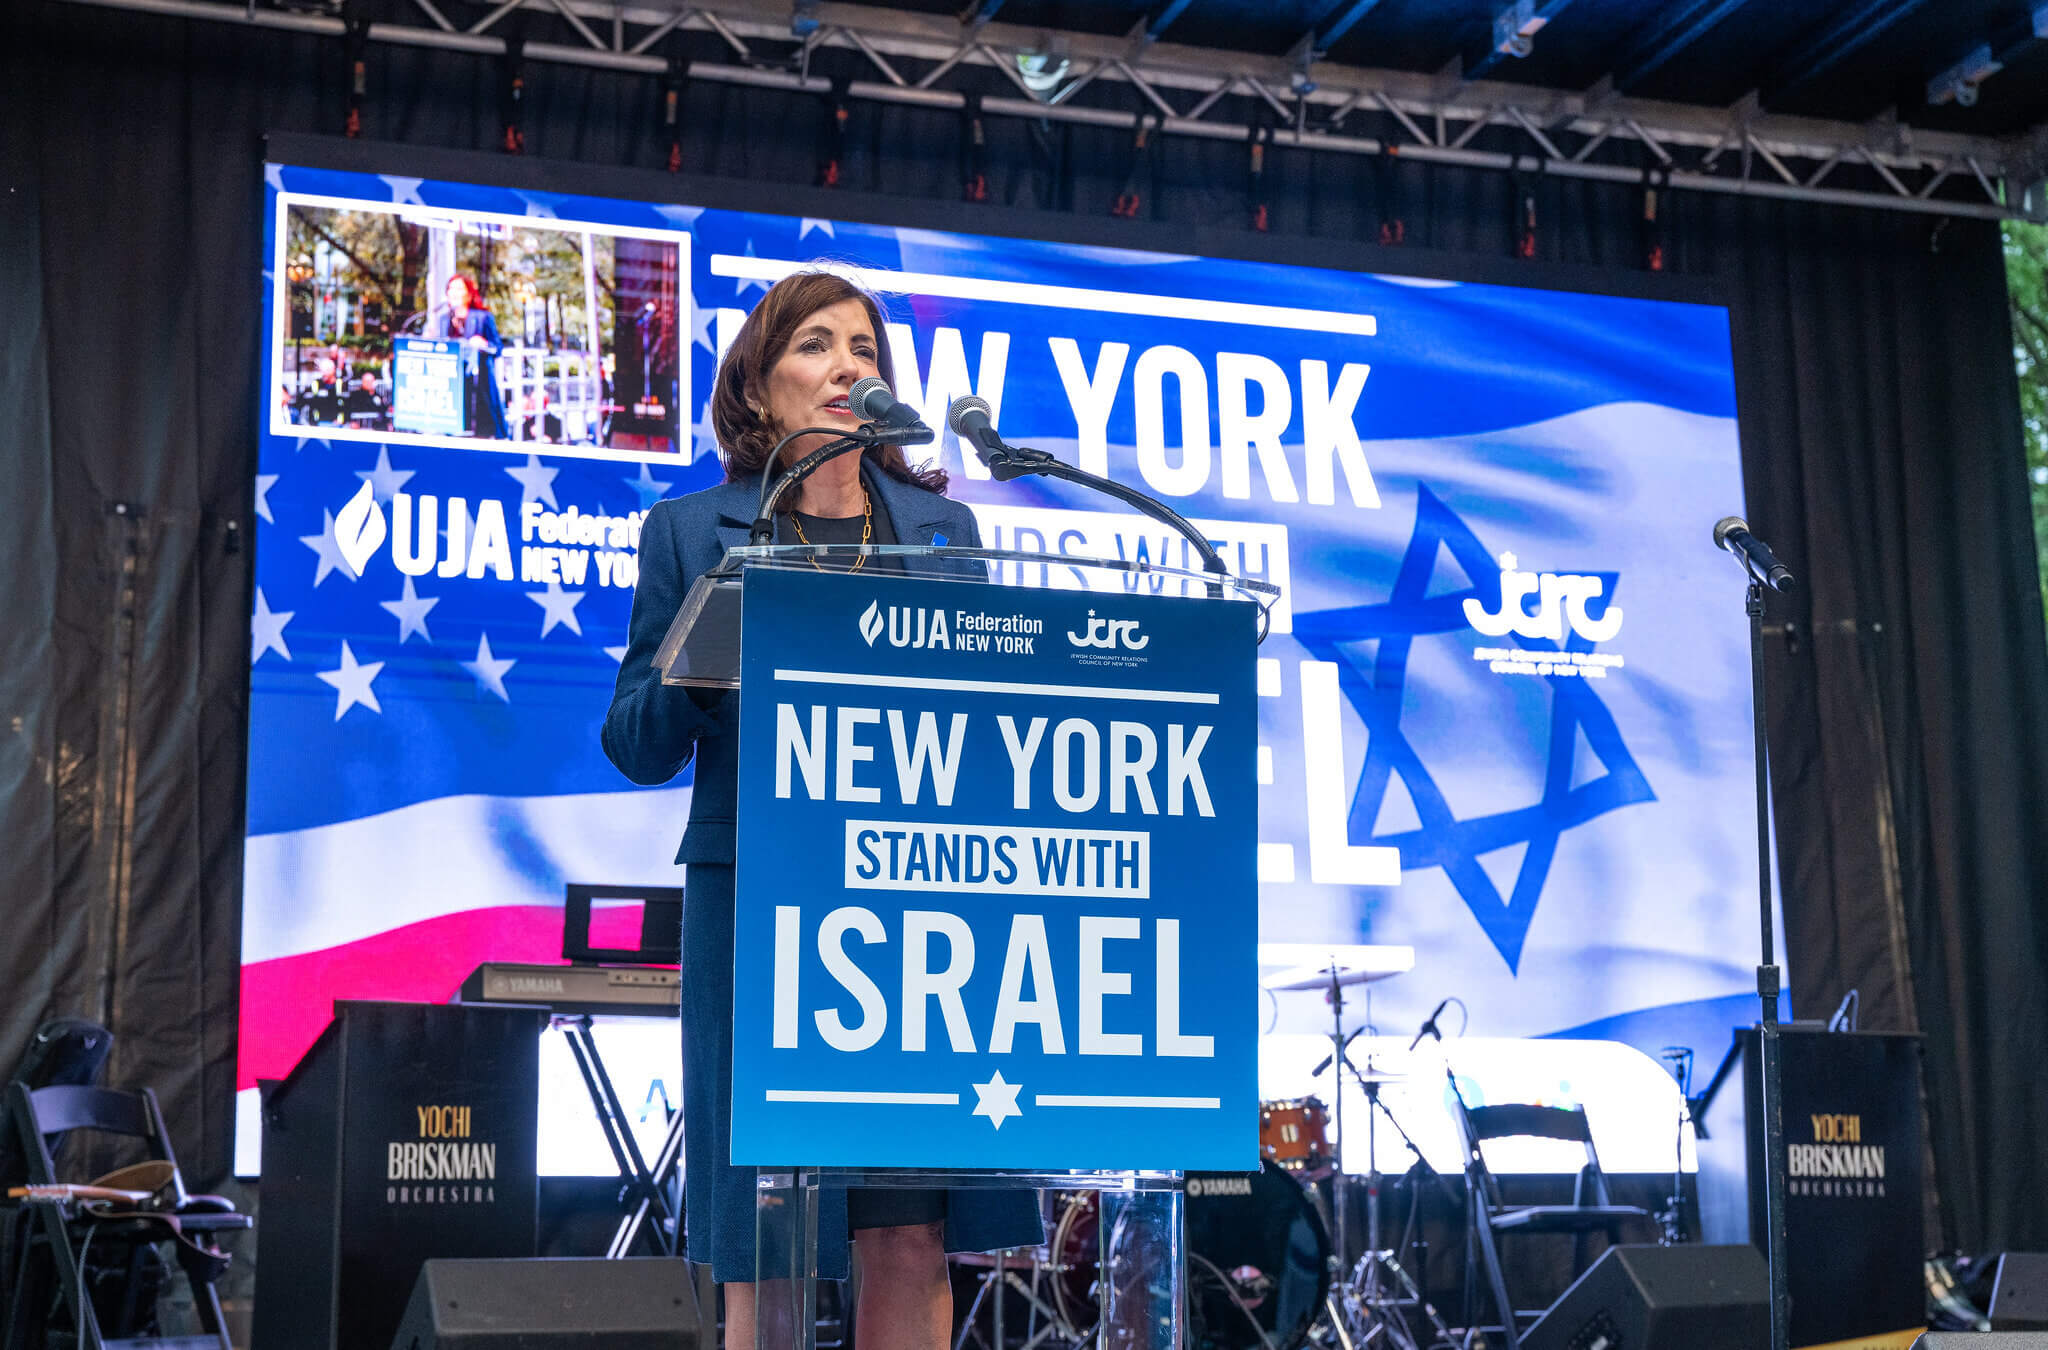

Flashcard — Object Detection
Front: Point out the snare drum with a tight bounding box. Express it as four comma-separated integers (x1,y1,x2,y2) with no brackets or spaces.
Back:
1258,1096,1333,1176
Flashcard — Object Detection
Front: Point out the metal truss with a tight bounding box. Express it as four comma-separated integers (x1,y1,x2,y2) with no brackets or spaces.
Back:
57,0,2048,221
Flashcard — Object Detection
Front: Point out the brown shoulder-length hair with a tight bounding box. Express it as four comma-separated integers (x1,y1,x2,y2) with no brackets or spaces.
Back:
711,270,948,497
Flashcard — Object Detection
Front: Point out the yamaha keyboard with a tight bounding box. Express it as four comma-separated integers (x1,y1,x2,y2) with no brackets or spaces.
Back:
456,962,680,1016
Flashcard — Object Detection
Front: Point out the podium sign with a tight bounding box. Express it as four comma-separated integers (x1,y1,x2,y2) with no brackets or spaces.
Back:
730,566,1258,1170
391,336,467,437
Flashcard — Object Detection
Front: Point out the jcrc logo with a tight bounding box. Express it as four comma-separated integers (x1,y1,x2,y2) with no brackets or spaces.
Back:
1463,552,1623,644
1067,609,1149,652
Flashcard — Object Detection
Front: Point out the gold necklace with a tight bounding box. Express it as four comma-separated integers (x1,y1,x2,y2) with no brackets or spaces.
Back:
787,489,872,572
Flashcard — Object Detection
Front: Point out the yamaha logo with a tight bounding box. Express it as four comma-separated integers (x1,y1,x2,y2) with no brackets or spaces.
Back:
1186,1174,1254,1198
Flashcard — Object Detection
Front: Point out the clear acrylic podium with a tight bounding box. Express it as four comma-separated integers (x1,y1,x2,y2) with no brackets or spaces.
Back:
657,542,1279,1350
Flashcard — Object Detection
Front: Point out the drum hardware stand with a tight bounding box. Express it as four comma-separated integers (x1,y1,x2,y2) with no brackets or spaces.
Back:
1654,1047,1695,1245
1335,1077,1457,1350
1308,966,1456,1350
950,1250,1074,1350
1311,961,1367,1272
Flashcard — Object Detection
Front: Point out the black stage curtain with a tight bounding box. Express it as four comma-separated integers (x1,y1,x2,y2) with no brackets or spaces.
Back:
7,0,2047,1254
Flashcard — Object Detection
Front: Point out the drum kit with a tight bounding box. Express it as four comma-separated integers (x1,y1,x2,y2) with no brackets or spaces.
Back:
952,948,1459,1350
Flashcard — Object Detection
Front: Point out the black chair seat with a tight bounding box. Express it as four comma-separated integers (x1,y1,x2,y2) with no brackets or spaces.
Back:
61,1210,253,1237
1488,1203,1648,1232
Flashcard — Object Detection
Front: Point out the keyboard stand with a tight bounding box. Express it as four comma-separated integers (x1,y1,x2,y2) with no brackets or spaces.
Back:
558,1013,684,1258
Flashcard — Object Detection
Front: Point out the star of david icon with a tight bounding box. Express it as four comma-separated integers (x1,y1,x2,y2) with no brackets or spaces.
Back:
1292,485,1653,973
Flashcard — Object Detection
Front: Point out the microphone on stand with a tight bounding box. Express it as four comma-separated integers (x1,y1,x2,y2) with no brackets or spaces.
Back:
848,377,935,444
1408,998,1451,1052
1713,516,1795,591
946,394,1001,460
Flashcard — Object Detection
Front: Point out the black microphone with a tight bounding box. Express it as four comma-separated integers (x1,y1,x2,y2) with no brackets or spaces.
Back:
1408,998,1451,1052
848,377,932,441
1713,516,1795,591
946,394,1010,468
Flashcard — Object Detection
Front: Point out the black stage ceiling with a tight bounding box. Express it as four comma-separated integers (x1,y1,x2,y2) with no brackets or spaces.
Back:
847,0,2048,140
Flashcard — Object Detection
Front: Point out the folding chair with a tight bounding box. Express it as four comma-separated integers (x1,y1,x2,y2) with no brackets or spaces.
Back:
1449,1096,1648,1350
2,1082,249,1350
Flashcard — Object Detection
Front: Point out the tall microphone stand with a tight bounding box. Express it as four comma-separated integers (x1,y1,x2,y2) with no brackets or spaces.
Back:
968,439,1232,593
1739,564,1792,1350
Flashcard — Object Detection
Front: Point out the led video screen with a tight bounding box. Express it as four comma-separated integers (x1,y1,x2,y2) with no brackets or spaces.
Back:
242,156,1754,1175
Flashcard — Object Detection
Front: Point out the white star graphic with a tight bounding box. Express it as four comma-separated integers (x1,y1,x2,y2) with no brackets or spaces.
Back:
970,1073,1023,1131
461,632,516,702
355,446,416,504
379,576,440,644
1499,551,1519,571
689,401,719,462
515,192,558,219
315,641,384,720
504,454,560,509
798,217,837,240
624,461,675,509
689,303,716,354
379,174,426,205
652,204,705,231
300,508,361,586
263,163,286,193
604,645,629,663
290,435,330,453
253,474,279,524
251,588,294,664
527,580,587,638
734,241,773,296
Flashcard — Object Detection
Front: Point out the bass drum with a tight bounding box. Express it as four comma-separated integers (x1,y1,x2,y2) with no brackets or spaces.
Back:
1185,1163,1331,1350
1047,1190,1101,1340
1047,1163,1331,1350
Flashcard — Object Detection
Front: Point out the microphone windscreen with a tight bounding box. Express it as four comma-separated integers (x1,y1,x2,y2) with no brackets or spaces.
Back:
947,394,992,436
849,376,894,421
1712,515,1747,548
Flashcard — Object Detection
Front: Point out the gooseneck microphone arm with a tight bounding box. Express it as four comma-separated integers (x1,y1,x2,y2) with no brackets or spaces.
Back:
747,427,870,546
746,381,940,547
947,396,1231,578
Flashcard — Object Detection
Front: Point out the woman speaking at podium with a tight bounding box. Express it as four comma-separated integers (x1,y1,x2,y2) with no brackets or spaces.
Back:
602,271,1042,1347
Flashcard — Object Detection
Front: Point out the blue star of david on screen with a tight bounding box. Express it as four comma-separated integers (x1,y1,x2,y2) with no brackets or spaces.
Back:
1292,485,1653,973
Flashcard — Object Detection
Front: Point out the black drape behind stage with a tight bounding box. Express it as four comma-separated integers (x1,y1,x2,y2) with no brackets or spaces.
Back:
7,0,2048,1256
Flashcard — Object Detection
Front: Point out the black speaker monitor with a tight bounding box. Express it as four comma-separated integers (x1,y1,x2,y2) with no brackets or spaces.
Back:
389,1258,702,1349
1522,1244,1769,1350
1993,1253,2048,1331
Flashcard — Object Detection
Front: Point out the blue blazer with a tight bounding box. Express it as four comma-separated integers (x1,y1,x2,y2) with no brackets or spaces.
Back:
602,461,982,863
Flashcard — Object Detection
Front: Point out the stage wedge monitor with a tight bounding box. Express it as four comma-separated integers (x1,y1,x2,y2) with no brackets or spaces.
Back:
1992,1253,2048,1330
389,1257,701,1349
1521,1244,1768,1350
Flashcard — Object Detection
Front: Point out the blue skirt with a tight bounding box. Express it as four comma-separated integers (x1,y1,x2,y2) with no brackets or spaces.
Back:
681,864,1045,1282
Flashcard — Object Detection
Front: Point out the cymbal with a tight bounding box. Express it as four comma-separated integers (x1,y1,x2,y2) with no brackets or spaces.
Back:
1344,1068,1411,1083
1257,943,1416,991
